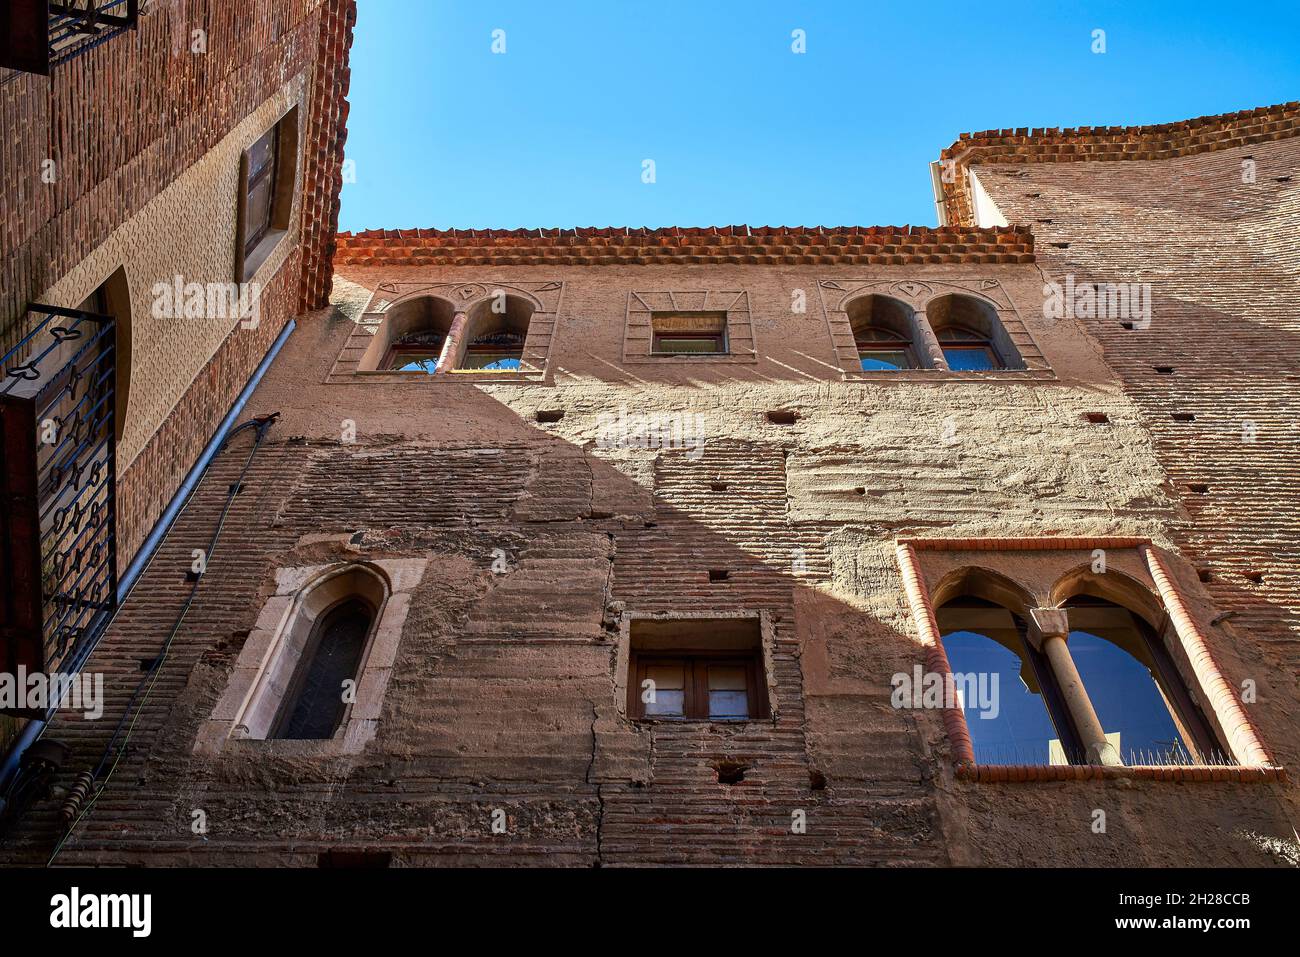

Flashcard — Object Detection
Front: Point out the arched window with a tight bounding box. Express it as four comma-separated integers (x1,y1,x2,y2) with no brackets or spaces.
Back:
459,294,534,371
937,595,1083,765
272,597,373,739
357,295,456,373
1062,595,1220,764
926,293,1018,371
845,294,918,370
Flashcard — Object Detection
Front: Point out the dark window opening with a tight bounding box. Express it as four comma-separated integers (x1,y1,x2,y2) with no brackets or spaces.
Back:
272,598,372,740
236,108,298,282
383,331,446,373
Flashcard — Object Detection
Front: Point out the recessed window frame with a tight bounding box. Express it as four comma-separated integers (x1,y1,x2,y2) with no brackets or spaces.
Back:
235,106,300,283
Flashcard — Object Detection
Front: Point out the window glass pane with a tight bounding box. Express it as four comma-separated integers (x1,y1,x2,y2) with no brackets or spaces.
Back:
278,599,371,740
943,346,999,371
941,629,1060,765
248,127,278,179
244,175,274,242
643,663,685,717
1068,630,1192,764
462,351,523,370
389,352,440,373
707,665,749,719
859,350,910,371
653,335,725,355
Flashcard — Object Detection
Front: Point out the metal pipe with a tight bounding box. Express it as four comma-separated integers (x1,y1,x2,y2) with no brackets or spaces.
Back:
0,317,296,793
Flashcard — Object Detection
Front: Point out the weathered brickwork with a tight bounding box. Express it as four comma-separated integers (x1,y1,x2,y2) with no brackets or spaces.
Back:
4,213,1295,864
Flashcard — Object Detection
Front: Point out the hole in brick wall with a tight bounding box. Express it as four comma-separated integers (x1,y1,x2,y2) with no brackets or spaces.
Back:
138,657,160,672
1119,320,1135,330
317,851,393,869
809,769,827,791
1082,412,1110,424
1188,483,1209,494
185,569,202,582
713,760,748,785
708,569,730,582
535,409,565,423
1243,571,1264,584
349,531,365,544
1050,242,1070,249
1036,218,1053,224
228,482,245,495
766,410,799,425
1025,192,1041,198
709,481,729,491
1276,176,1292,183
1197,569,1213,583
1171,412,1196,422
1154,366,1175,375
853,487,866,496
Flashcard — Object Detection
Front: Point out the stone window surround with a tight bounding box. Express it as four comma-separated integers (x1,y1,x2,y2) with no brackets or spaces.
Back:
194,558,428,756
894,537,1281,783
614,610,779,722
327,281,562,383
818,278,1053,380
622,290,758,364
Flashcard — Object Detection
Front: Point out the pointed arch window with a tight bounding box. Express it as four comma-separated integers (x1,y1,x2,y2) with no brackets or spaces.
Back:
855,326,916,370
937,596,1083,765
272,597,374,740
1062,596,1222,765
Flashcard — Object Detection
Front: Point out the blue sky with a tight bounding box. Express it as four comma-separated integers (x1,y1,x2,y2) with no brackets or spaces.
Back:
338,1,1300,232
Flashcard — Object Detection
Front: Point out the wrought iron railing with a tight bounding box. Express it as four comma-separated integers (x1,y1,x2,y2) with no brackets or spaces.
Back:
1,0,139,77
0,304,117,716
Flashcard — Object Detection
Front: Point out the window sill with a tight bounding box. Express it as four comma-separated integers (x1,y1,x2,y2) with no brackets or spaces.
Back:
238,228,289,285
955,763,1286,783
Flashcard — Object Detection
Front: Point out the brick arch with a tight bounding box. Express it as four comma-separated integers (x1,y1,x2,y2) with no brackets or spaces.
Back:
842,292,914,338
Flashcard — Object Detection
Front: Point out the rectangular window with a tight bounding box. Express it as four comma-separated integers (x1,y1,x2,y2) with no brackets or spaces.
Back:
236,107,299,282
651,311,729,355
630,653,764,721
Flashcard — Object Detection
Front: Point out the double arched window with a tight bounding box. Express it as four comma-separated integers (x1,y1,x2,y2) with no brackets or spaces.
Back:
843,291,1020,372
935,567,1222,767
358,292,536,374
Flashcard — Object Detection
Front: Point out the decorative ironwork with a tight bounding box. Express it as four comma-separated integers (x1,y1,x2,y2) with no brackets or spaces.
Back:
0,304,117,716
1,0,139,77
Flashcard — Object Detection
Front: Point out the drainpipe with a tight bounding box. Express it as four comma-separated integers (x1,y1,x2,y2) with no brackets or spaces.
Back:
929,161,950,227
0,317,297,794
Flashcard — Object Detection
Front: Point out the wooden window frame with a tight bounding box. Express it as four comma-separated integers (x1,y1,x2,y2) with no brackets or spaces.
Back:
855,327,916,370
383,342,444,373
628,649,767,721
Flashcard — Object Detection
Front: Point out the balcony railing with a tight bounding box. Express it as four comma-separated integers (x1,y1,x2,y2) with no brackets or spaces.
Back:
1,0,139,77
0,305,117,716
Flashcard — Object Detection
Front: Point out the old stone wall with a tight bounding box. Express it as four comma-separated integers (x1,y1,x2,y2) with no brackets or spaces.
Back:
4,247,1293,866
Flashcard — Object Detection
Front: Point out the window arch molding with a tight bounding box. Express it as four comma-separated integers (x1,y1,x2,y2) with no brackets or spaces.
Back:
843,293,926,370
197,557,428,755
357,294,457,372
453,291,539,371
931,565,1034,618
1048,564,1165,630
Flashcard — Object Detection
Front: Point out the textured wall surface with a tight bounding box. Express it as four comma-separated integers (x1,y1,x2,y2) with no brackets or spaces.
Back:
4,245,1294,866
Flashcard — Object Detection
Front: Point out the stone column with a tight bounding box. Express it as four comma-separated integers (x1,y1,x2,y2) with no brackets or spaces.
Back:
911,310,949,370
435,311,469,373
1028,607,1123,766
